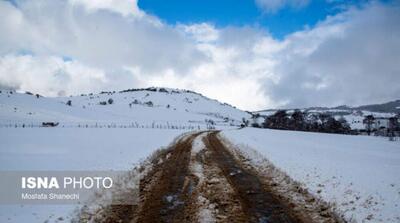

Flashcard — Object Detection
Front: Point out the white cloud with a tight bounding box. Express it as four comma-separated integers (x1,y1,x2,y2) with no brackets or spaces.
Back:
265,2,400,108
0,1,399,110
69,0,144,17
0,55,107,96
0,0,203,72
129,37,275,110
178,23,219,43
255,0,310,13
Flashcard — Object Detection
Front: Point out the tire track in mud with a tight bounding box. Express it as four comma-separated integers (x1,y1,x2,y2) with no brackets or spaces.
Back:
136,132,203,222
84,131,334,223
191,136,248,222
202,132,302,223
136,131,305,223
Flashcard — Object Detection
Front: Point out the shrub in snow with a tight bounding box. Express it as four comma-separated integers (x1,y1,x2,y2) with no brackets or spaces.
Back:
66,100,72,106
147,87,157,92
159,88,168,93
144,101,153,107
108,98,114,104
242,118,249,127
205,119,216,129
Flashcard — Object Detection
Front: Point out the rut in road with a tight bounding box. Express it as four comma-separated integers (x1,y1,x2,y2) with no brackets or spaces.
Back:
134,131,305,223
136,132,203,222
79,131,341,223
203,132,301,223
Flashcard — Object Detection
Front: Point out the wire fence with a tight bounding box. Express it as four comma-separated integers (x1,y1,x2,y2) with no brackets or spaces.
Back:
0,120,231,130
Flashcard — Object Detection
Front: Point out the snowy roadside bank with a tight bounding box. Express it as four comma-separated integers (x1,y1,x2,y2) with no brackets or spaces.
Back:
0,128,188,222
221,128,400,223
0,128,187,170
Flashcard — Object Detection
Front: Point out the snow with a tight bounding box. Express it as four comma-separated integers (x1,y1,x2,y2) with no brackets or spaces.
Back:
0,88,250,128
190,134,216,222
197,195,216,223
192,132,206,154
0,127,186,222
190,133,206,183
222,128,400,223
0,128,185,170
342,114,365,130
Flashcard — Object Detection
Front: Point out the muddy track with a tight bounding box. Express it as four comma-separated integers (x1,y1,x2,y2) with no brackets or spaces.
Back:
203,132,301,223
135,131,307,223
136,132,203,222
82,131,337,222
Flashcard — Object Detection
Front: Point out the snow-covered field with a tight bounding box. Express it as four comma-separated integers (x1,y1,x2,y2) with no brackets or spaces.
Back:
0,128,186,170
0,128,187,222
222,128,400,223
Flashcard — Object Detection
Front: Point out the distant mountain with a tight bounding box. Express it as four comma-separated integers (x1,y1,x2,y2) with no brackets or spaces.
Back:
350,100,400,113
257,99,400,115
0,87,251,128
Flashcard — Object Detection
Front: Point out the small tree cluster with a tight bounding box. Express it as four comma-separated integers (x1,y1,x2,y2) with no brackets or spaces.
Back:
263,110,351,134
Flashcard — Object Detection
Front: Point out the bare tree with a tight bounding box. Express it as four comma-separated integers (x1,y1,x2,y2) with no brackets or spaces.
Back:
388,116,399,141
363,115,375,135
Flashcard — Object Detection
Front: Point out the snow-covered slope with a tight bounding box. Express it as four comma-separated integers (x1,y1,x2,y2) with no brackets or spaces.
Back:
223,128,400,223
0,88,250,128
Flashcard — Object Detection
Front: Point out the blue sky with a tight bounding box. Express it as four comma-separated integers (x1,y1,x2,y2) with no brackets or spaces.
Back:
139,0,371,39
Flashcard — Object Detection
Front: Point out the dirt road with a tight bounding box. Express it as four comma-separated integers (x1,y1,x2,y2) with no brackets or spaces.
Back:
80,131,341,223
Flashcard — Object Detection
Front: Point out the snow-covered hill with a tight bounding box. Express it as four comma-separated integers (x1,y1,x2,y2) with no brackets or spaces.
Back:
0,87,250,128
